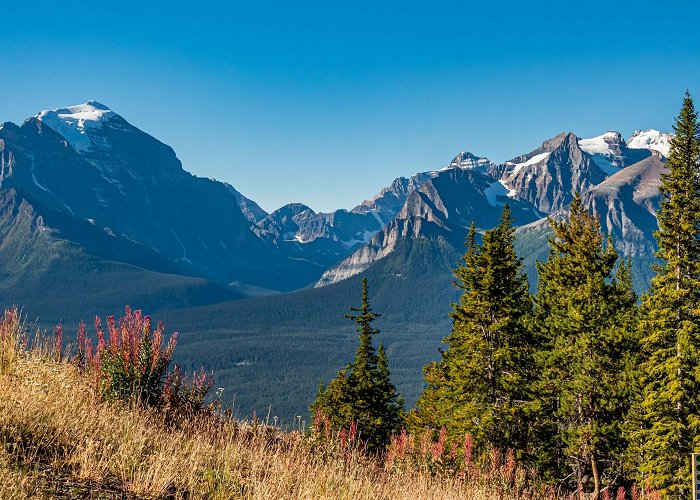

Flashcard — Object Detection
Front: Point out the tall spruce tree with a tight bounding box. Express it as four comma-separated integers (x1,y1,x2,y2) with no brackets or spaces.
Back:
531,194,638,496
311,277,404,452
410,206,535,457
633,91,700,497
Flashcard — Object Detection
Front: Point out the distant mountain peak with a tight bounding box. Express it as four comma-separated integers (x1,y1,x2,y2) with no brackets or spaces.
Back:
445,151,493,173
578,130,624,150
543,131,576,150
83,100,111,110
35,101,119,153
37,101,116,122
627,129,673,158
577,130,653,175
503,131,576,168
449,151,483,164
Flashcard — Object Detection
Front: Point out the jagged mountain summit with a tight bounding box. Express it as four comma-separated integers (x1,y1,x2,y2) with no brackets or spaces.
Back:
351,151,495,224
257,151,497,270
494,132,608,214
316,166,539,287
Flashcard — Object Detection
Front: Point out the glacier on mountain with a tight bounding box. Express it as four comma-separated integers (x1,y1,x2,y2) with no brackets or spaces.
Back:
36,101,116,153
627,129,672,158
484,180,516,207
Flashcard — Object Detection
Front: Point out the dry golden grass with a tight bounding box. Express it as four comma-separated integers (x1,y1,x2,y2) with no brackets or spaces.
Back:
0,313,551,499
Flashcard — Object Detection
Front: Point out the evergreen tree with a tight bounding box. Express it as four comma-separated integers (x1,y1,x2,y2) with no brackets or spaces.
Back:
531,194,638,496
410,206,535,457
375,344,405,436
633,91,700,497
311,277,404,452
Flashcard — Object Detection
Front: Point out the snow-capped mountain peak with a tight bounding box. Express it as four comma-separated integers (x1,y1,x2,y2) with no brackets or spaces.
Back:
577,130,652,175
35,101,118,153
578,131,624,155
445,151,493,173
627,129,673,158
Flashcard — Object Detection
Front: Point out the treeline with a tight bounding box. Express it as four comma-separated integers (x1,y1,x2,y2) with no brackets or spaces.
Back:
312,92,700,499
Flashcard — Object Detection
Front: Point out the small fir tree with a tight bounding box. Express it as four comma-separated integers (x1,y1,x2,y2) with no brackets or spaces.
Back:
311,277,404,452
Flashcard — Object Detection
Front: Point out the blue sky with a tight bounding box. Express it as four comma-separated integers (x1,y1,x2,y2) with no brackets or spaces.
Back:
1,1,699,212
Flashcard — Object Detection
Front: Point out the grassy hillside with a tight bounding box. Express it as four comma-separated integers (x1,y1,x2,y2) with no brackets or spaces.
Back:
0,308,550,499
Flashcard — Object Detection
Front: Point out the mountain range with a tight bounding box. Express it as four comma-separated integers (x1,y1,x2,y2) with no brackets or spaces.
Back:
0,101,672,419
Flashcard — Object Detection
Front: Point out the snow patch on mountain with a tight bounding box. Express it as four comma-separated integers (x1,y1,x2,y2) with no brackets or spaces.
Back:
36,101,116,153
578,131,639,175
505,152,550,175
578,132,621,155
628,129,673,157
484,180,516,206
342,229,376,248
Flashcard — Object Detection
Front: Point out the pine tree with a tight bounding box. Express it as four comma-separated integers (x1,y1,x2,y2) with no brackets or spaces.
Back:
531,194,638,496
310,277,404,452
633,91,700,497
410,206,535,457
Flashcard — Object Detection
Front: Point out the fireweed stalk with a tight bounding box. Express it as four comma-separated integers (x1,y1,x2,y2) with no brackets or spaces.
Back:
75,306,211,413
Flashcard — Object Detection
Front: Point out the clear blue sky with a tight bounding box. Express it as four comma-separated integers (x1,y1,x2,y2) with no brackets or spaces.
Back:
1,1,699,213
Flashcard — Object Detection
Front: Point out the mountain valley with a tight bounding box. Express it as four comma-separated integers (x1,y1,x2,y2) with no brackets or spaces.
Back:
0,101,673,419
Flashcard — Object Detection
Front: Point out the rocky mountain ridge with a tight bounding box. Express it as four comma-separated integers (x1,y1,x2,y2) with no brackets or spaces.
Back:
0,100,674,303
317,130,670,289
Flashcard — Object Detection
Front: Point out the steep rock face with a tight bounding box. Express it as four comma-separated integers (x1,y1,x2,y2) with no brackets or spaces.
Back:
0,186,239,322
497,132,607,214
0,186,186,278
0,120,117,218
352,172,435,224
512,154,665,292
0,102,321,291
352,152,496,224
316,168,538,286
225,183,268,223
